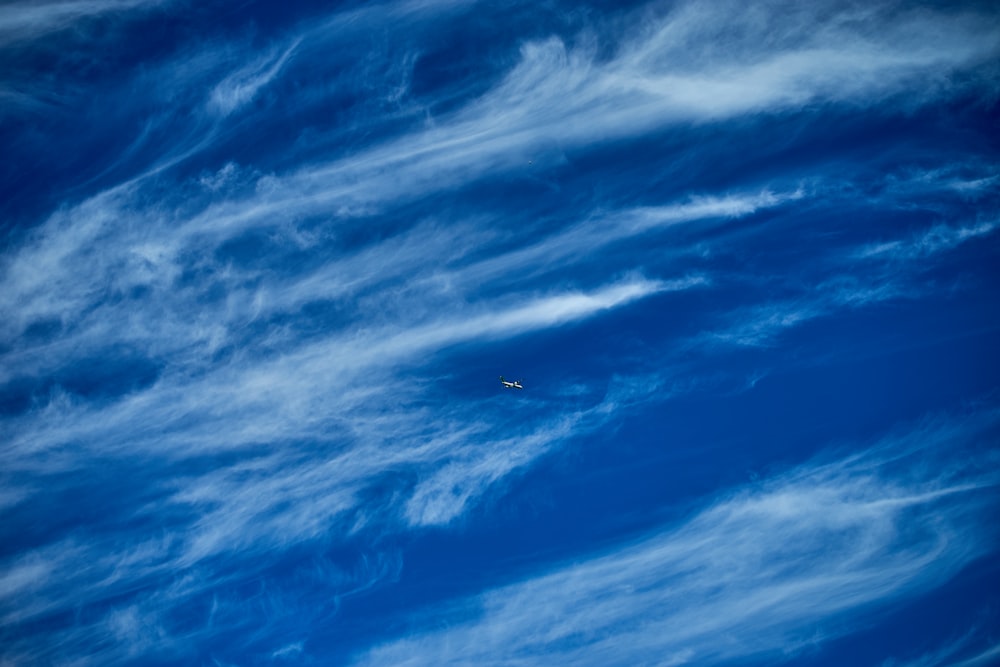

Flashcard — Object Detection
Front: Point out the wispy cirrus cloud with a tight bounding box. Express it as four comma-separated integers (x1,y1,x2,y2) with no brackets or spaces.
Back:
856,220,999,263
0,0,165,46
356,413,1000,667
0,173,757,390
702,213,1000,348
3,0,993,336
882,629,1000,667
59,0,993,235
0,371,629,662
947,645,1000,667
3,276,667,463
357,1,993,186
446,189,800,289
882,165,1000,201
208,38,303,117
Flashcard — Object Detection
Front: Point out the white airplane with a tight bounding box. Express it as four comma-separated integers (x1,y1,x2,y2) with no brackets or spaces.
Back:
499,376,523,390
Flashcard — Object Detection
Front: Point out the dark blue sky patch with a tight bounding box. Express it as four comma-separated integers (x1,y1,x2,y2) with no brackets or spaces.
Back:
0,350,161,417
91,347,162,389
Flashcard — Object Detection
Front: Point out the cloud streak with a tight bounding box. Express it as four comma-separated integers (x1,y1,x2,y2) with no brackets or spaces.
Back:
702,214,1000,348
0,0,164,46
309,1,994,194
208,38,303,117
356,414,1000,667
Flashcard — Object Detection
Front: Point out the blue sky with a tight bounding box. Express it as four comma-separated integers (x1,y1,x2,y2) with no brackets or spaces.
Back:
2,0,999,665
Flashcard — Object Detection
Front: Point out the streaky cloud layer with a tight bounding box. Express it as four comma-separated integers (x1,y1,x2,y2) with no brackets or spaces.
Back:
1,0,999,664
357,414,1000,667
0,0,165,45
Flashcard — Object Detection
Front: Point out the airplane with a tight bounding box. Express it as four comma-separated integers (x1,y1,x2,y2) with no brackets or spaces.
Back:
499,376,523,390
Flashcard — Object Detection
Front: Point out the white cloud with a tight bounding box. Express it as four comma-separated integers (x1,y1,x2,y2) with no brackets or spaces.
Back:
95,0,998,235
882,166,1000,200
0,184,750,383
950,644,1000,667
882,630,1000,667
355,415,1000,667
446,190,798,289
3,277,668,474
706,301,825,348
0,558,52,601
3,0,995,386
856,220,999,262
208,38,302,116
0,0,165,45
703,214,999,349
375,278,666,354
404,418,577,527
271,642,304,659
2,1,998,663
